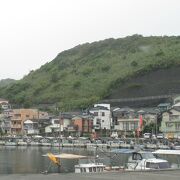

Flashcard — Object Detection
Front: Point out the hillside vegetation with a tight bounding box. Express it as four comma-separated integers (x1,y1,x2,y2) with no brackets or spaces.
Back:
0,35,180,110
0,79,15,88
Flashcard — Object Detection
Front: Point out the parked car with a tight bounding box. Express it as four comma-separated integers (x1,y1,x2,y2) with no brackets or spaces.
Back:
143,133,151,139
151,134,156,139
110,132,118,138
156,133,164,139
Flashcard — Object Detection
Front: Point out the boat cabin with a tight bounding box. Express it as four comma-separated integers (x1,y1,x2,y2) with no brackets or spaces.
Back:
75,163,105,173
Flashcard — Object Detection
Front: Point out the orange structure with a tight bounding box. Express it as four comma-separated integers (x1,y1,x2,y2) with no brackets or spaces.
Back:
11,109,39,134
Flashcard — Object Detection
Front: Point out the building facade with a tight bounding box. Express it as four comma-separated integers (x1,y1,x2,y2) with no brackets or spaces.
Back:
160,108,180,139
11,109,39,134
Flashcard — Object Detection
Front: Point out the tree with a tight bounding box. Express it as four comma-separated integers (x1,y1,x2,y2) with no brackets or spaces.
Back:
143,122,156,134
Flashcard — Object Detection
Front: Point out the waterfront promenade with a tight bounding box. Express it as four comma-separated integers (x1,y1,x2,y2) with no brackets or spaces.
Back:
1,171,180,180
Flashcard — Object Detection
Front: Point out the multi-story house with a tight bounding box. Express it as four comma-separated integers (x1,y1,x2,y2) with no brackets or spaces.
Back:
113,107,139,137
160,105,180,139
71,115,93,136
45,118,64,135
11,109,40,134
89,104,111,130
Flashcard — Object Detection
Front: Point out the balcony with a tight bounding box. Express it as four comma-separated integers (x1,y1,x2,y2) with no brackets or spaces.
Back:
11,119,21,121
11,125,22,129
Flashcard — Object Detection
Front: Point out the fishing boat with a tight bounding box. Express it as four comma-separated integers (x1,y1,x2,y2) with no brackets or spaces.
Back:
75,162,106,173
43,152,108,173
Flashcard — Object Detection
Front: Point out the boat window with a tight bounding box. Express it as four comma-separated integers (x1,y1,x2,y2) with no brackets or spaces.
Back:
158,162,170,169
141,152,155,159
146,162,159,169
132,153,142,160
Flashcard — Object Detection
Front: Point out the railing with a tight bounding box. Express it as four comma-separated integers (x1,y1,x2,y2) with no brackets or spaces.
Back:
11,125,22,128
11,119,21,121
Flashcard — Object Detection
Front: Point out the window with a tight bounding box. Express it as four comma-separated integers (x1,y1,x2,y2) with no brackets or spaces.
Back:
123,122,129,130
126,122,129,131
175,123,180,130
26,115,29,118
130,123,135,130
123,122,125,130
54,120,60,124
166,122,173,127
96,118,101,124
102,112,105,116
132,153,142,160
94,112,98,116
134,122,138,129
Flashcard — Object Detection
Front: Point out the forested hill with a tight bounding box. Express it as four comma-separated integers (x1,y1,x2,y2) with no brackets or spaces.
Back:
0,79,15,88
0,35,180,110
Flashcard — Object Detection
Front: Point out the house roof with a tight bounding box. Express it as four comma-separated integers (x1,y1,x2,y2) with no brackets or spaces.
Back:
173,102,180,107
137,110,145,113
158,103,171,107
90,106,109,111
0,98,8,101
24,120,33,124
116,107,134,112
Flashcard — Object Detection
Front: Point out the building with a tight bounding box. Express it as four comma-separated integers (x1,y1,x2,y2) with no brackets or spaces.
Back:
90,105,111,130
113,107,139,137
0,98,10,110
10,109,40,134
23,120,39,135
160,105,180,139
45,118,64,135
71,115,93,137
158,103,171,112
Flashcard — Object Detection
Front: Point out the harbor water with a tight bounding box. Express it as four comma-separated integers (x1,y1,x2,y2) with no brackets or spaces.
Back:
0,146,180,174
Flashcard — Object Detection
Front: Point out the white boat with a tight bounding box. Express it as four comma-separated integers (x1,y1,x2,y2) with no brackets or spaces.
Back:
17,139,28,146
30,141,40,146
126,151,170,170
0,140,5,145
4,138,17,146
5,141,17,146
111,149,170,171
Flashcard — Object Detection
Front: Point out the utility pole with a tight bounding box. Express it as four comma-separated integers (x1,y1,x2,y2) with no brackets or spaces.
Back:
59,112,61,153
156,114,158,136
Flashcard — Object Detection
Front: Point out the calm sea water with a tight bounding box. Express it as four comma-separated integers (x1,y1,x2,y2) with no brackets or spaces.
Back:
0,146,109,174
0,146,180,174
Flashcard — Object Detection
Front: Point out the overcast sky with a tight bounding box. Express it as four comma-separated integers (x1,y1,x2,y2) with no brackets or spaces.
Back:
0,0,180,80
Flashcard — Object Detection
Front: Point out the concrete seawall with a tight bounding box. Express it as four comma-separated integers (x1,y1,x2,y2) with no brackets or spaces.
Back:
1,170,180,180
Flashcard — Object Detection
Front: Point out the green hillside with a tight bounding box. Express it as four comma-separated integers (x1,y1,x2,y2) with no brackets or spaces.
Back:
0,35,180,110
0,79,16,88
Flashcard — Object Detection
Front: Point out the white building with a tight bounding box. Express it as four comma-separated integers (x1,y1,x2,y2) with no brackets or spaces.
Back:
23,120,39,135
89,104,111,130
